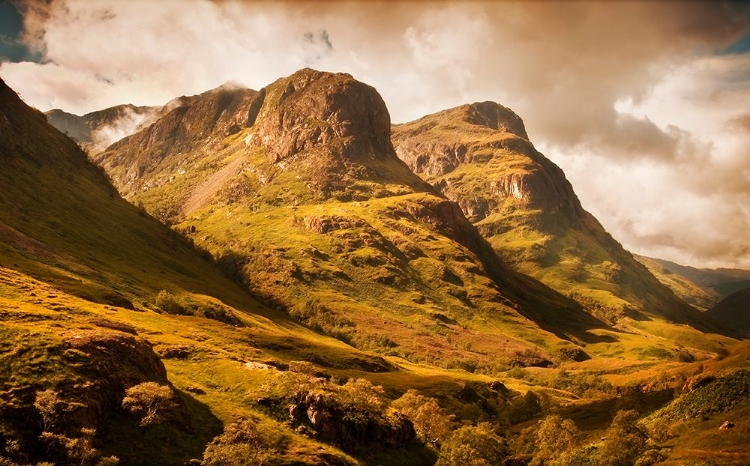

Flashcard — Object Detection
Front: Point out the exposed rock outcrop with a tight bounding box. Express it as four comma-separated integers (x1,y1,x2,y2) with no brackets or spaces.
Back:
288,392,415,451
59,330,190,431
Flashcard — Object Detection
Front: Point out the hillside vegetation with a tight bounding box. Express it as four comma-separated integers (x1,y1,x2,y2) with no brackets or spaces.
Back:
391,102,728,340
1,69,747,465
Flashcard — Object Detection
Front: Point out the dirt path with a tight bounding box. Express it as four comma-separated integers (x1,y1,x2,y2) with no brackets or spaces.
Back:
182,153,245,216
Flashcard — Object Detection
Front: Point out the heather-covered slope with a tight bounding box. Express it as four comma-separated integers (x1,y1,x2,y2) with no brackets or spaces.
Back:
635,255,722,311
391,102,723,335
706,288,750,335
97,68,612,367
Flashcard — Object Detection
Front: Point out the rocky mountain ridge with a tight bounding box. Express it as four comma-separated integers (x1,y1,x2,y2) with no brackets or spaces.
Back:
94,68,615,367
392,102,722,334
45,104,158,153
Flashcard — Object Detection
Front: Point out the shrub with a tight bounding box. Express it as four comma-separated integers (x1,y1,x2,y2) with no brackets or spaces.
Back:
34,390,63,432
436,423,507,466
530,414,580,465
337,378,386,416
202,416,283,466
597,410,647,466
155,290,183,315
40,428,119,466
121,382,179,427
391,390,452,445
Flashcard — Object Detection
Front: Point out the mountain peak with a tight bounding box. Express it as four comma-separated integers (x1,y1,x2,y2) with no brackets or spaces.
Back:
463,101,528,139
249,68,392,163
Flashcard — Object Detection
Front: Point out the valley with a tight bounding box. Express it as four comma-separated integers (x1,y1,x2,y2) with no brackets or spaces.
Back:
1,68,748,466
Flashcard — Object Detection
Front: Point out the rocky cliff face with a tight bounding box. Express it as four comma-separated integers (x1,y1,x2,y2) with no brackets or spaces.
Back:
392,102,723,331
250,69,392,163
242,68,431,199
395,102,581,223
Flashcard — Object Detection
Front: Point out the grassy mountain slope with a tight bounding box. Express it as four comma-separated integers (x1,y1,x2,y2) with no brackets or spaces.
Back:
635,255,721,311
96,68,623,368
0,76,438,465
391,102,725,339
643,256,750,297
706,288,750,335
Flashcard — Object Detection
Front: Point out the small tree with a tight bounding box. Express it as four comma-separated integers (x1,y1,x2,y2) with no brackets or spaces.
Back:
597,410,647,466
391,390,452,446
34,390,63,432
122,382,179,427
531,414,580,466
436,423,507,466
338,378,385,414
202,416,279,466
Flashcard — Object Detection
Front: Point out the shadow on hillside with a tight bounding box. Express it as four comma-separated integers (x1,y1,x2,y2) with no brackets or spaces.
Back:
99,389,223,465
503,270,621,344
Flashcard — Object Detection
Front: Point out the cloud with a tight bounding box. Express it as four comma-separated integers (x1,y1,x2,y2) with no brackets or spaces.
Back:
2,0,750,268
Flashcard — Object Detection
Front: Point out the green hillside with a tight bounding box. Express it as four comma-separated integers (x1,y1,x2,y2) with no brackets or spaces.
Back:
4,69,747,465
635,255,721,311
391,102,726,338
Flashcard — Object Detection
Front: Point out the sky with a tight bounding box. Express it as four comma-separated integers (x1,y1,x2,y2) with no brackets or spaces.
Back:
1,0,750,270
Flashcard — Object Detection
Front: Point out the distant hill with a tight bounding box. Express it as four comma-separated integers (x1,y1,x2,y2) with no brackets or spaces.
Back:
706,288,750,335
634,255,722,311
45,104,158,153
641,257,750,297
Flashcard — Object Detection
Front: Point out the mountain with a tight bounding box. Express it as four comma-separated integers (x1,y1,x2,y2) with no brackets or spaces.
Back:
706,288,750,335
634,255,721,311
5,69,749,466
391,102,722,335
0,76,405,465
95,68,621,367
640,256,750,297
45,104,158,153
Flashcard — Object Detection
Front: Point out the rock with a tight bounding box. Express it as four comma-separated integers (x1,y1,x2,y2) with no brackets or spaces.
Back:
87,318,137,335
244,361,277,371
285,391,416,452
59,330,191,432
720,421,735,430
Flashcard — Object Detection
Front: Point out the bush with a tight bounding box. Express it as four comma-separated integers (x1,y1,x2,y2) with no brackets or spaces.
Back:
391,390,452,445
122,382,179,427
436,423,507,466
34,389,63,432
155,290,183,315
530,414,580,465
202,416,283,466
597,410,647,466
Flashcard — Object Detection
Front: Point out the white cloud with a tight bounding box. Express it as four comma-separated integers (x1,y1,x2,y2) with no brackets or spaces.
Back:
2,0,750,268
